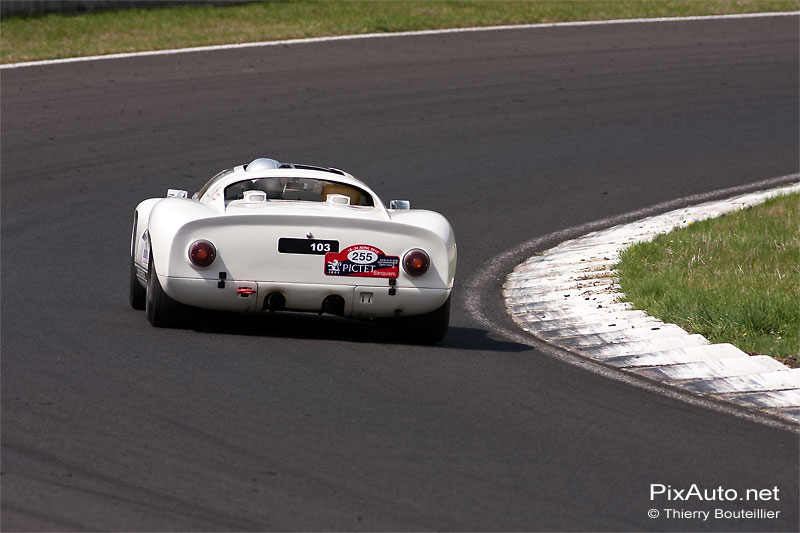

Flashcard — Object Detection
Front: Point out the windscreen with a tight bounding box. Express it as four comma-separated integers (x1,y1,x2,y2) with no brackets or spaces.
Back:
224,178,374,206
194,168,235,201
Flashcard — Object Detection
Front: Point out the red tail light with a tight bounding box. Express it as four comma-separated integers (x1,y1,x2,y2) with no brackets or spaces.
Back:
189,240,216,267
403,249,430,277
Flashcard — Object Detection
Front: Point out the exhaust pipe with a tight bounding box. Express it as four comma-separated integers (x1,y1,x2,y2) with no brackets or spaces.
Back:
263,292,286,312
321,295,345,316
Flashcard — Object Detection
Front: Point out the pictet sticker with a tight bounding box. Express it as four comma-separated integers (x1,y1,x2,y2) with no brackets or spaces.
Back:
324,245,399,278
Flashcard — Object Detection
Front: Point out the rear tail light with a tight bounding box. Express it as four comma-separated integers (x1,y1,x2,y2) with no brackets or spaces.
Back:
403,249,430,277
189,240,216,267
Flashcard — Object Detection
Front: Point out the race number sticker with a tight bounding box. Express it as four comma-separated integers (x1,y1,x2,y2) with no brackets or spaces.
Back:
324,245,399,278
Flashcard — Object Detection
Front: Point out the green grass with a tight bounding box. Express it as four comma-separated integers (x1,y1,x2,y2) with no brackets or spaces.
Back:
616,192,800,367
1,0,798,63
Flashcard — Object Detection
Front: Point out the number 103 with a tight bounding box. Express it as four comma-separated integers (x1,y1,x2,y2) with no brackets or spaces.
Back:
311,242,331,252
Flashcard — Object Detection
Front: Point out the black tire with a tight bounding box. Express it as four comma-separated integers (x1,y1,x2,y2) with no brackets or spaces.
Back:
394,295,451,345
146,253,193,328
129,255,146,310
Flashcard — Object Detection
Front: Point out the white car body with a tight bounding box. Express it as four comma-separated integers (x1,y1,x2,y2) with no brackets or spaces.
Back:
130,158,457,342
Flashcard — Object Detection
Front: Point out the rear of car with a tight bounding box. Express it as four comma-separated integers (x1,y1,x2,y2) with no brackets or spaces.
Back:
130,161,456,343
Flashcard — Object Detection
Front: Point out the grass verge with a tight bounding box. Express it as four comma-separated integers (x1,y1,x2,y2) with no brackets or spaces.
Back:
616,192,800,367
1,0,798,64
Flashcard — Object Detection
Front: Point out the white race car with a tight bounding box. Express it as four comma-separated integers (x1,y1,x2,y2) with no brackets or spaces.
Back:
130,158,457,343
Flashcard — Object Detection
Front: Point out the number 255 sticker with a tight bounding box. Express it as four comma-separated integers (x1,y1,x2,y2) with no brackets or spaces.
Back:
325,245,399,278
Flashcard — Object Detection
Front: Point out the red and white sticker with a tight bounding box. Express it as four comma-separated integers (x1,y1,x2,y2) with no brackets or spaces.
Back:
324,245,399,278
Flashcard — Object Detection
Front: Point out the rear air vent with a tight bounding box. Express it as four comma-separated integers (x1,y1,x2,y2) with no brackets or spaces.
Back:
245,158,281,172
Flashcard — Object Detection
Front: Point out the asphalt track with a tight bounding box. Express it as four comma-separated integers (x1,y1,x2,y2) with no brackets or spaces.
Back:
2,15,798,532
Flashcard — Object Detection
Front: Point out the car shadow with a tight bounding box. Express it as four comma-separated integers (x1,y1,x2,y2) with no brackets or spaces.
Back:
189,310,531,353
442,325,533,353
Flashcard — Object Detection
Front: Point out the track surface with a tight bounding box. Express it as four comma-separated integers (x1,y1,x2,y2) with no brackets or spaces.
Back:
2,17,798,531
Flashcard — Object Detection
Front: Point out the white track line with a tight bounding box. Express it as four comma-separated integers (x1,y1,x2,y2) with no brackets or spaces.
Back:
2,11,798,70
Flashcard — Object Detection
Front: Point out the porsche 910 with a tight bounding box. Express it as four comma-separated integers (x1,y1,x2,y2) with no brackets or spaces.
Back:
129,158,457,343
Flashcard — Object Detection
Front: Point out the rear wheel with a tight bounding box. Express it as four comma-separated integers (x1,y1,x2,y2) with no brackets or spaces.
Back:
394,295,450,345
146,253,194,328
129,255,146,310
